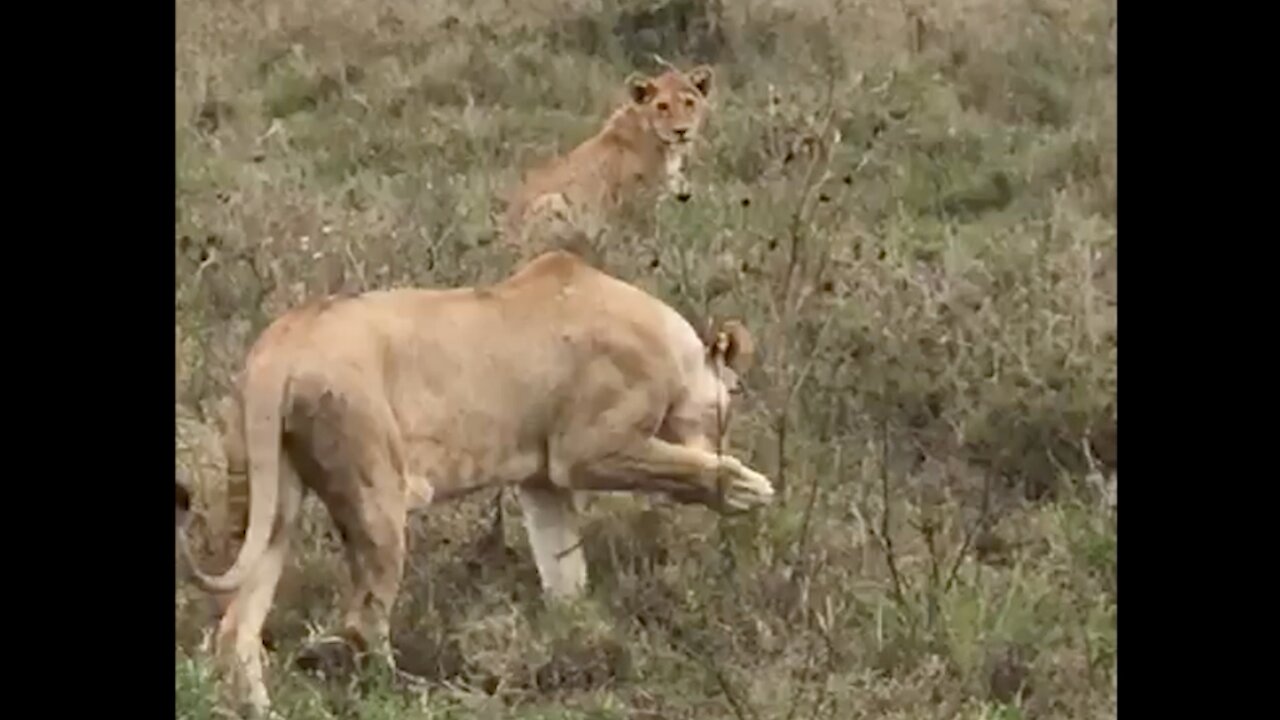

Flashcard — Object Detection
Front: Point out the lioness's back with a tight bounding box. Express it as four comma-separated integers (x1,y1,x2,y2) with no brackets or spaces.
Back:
251,251,691,401
495,251,692,341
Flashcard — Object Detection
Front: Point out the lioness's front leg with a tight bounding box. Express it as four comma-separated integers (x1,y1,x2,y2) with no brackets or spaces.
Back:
517,484,587,599
557,437,774,512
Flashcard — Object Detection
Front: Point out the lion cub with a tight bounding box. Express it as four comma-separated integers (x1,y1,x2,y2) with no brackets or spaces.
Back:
502,64,714,257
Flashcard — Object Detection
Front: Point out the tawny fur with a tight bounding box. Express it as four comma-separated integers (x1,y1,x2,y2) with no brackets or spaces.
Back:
177,250,772,715
502,65,715,256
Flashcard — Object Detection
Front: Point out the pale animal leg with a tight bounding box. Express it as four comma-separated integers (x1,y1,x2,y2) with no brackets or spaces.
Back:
213,460,303,717
558,437,774,512
517,484,588,600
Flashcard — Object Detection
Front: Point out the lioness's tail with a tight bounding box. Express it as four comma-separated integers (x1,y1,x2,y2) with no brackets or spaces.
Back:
178,358,289,595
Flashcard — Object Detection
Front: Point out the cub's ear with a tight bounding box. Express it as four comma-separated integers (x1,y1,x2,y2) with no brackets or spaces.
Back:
707,318,755,374
627,72,658,104
686,65,714,98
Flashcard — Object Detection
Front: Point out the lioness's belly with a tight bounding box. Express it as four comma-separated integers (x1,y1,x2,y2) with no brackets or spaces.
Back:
401,431,545,500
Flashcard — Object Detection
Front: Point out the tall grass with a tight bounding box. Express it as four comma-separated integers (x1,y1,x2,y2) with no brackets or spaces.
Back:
176,1,1117,717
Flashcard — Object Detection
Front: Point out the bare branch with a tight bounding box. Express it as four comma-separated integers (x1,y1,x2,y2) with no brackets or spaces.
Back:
945,468,993,593
797,440,839,563
876,421,914,623
671,635,760,720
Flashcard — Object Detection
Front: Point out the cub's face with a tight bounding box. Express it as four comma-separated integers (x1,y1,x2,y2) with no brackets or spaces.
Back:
629,66,714,148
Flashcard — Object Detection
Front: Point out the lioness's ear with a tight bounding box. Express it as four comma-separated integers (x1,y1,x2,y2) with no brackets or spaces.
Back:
708,318,755,374
695,312,717,348
721,319,755,373
627,73,657,104
687,65,714,98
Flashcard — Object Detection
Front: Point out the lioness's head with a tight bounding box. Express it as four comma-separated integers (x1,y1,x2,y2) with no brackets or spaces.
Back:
702,318,755,434
627,65,714,149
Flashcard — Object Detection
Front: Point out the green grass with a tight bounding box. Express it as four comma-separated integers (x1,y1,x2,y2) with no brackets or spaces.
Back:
175,0,1117,717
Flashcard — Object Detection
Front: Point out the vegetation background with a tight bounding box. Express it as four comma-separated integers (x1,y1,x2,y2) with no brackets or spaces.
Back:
175,0,1117,717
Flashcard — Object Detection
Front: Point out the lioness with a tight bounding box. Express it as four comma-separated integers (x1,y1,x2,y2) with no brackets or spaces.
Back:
502,64,714,256
177,250,773,715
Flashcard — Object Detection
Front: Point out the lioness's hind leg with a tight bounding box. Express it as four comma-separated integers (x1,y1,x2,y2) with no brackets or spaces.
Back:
337,491,406,664
213,458,303,717
310,452,408,673
517,484,587,600
287,388,410,680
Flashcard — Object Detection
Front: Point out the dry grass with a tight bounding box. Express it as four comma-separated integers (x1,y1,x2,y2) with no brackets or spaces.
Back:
175,0,1117,718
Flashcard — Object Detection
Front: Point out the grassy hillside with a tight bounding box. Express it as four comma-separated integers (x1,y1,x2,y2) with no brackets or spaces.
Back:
175,0,1117,718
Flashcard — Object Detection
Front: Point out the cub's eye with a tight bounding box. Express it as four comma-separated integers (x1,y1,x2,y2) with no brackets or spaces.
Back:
684,98,695,108
656,101,669,111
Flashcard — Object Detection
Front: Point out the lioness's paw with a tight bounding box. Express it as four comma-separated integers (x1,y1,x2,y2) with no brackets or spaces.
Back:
724,469,775,511
295,637,358,679
740,469,775,499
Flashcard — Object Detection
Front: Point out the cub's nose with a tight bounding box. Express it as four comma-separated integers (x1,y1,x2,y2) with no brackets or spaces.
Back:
674,127,688,140
676,192,692,202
